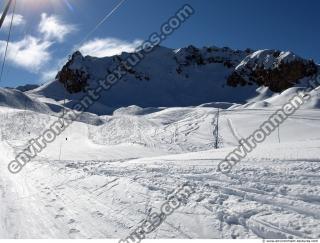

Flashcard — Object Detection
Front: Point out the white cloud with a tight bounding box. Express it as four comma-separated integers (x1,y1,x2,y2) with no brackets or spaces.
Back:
0,13,78,74
78,38,143,57
38,13,76,42
0,36,52,72
0,13,26,29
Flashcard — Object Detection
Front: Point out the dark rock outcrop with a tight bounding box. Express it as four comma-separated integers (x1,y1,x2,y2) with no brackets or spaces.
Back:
227,50,318,92
56,51,89,93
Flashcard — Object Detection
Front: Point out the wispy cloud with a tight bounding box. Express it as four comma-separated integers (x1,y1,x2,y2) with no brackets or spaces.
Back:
38,13,76,42
78,38,143,57
0,36,52,72
0,13,26,29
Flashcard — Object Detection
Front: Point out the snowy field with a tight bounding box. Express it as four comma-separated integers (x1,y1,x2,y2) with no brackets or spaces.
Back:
0,104,320,239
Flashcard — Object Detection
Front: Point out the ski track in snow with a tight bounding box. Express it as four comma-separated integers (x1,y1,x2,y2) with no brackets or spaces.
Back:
0,107,320,239
227,118,243,144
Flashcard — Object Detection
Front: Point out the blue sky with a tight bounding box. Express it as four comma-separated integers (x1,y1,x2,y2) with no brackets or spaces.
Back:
0,0,319,88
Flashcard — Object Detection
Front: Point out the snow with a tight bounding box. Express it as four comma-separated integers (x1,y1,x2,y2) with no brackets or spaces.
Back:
0,44,319,239
235,49,303,71
237,86,320,109
0,99,320,239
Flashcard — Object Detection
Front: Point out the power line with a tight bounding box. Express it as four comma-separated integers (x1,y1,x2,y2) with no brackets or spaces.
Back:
0,0,13,29
0,0,16,83
77,0,127,48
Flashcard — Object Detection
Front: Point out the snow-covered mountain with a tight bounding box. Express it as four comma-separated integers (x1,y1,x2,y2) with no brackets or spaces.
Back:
27,45,319,115
0,88,50,113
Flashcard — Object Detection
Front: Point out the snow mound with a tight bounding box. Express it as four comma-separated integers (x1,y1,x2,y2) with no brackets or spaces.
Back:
113,105,144,116
234,86,320,109
113,105,163,116
0,88,51,113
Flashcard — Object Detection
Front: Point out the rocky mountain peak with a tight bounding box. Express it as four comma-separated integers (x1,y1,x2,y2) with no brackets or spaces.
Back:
227,49,318,92
52,45,319,108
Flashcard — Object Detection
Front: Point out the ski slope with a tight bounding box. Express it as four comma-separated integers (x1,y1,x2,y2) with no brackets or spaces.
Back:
0,102,320,239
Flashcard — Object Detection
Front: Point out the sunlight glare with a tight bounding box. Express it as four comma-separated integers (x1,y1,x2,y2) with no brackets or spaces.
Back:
17,0,73,13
